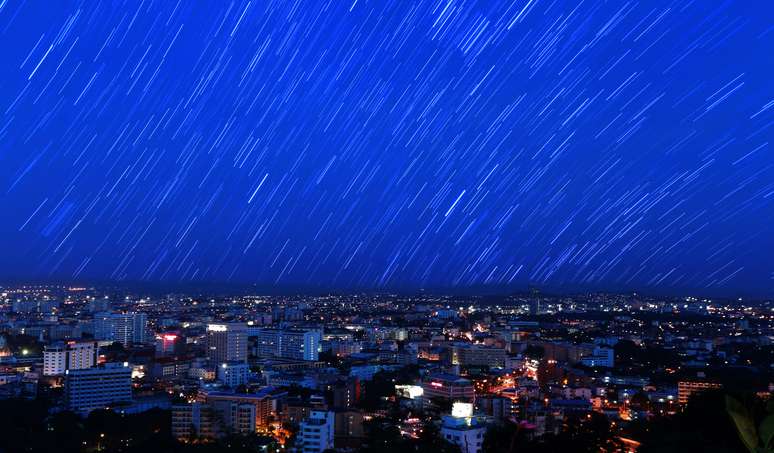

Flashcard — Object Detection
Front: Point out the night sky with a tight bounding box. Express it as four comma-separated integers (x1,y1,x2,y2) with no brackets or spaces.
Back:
0,1,772,296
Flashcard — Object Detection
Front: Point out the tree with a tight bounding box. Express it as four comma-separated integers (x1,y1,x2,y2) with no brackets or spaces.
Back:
359,419,461,453
5,333,43,356
613,339,639,365
726,394,774,453
634,390,749,452
47,410,86,453
524,345,545,360
483,420,527,453
359,371,398,411
319,350,343,368
359,419,408,453
0,398,50,452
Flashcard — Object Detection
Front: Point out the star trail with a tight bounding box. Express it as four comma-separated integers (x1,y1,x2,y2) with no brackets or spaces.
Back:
0,0,772,296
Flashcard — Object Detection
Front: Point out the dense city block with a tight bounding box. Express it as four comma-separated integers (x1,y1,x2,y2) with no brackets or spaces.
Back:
0,285,771,452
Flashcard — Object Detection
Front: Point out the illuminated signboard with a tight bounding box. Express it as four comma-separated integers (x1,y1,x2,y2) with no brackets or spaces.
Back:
451,402,473,418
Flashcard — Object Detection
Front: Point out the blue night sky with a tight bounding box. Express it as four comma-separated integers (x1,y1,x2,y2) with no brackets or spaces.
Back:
0,0,772,296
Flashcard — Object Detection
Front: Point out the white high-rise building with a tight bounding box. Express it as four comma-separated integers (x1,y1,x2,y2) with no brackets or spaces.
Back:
93,312,147,346
68,341,96,370
298,410,334,453
43,341,97,376
253,329,321,361
93,313,114,341
43,345,67,376
65,362,132,414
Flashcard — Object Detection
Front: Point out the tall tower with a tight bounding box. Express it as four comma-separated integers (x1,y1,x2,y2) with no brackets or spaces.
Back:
206,323,247,363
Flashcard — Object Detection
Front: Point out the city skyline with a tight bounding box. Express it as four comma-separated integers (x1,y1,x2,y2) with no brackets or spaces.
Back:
2,285,767,452
1,1,773,295
0,280,769,301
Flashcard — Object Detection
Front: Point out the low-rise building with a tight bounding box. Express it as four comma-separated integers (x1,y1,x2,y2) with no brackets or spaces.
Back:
217,361,250,388
677,380,722,404
440,403,486,453
422,373,475,403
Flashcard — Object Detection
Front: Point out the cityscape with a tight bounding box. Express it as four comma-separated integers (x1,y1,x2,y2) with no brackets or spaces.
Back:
0,286,771,452
1,0,773,452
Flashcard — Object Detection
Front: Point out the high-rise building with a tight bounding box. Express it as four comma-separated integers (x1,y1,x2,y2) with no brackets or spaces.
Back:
155,332,183,356
43,345,66,376
43,340,97,376
284,329,321,361
254,329,279,358
133,312,148,343
206,323,248,363
65,362,132,414
93,312,147,346
253,329,321,361
298,410,334,453
68,340,96,370
93,313,113,341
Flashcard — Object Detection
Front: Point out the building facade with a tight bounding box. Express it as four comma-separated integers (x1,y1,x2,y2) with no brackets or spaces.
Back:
677,380,722,404
93,312,147,346
172,402,217,440
422,373,476,403
580,347,615,368
440,403,486,453
253,329,321,361
65,362,132,414
217,361,250,388
44,340,97,375
298,410,334,453
206,323,248,363
447,344,507,368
